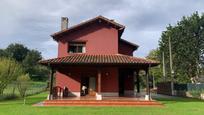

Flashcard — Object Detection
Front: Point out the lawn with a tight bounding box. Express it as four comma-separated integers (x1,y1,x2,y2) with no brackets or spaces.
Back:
0,92,204,115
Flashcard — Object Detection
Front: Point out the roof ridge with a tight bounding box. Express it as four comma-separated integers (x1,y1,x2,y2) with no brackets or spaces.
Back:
51,16,125,38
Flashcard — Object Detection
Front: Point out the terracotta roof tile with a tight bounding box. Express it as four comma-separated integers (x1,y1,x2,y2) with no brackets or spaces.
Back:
39,54,159,66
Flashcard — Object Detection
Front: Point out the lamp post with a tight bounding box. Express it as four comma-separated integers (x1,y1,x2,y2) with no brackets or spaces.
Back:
169,36,174,95
162,52,166,81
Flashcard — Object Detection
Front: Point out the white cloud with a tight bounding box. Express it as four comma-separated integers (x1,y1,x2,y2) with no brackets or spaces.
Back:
1,0,204,58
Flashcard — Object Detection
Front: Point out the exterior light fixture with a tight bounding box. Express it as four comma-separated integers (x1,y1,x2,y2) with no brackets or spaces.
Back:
105,72,110,76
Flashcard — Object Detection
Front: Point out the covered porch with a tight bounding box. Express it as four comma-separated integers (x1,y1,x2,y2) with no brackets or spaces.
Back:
39,54,159,101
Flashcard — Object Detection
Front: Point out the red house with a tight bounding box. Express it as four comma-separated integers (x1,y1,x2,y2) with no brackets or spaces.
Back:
40,16,158,100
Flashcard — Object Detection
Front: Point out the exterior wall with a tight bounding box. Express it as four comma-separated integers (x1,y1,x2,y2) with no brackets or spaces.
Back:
124,75,134,91
124,75,134,96
119,69,134,96
118,41,135,56
57,23,118,57
56,69,81,97
101,67,119,96
58,40,68,58
55,67,119,97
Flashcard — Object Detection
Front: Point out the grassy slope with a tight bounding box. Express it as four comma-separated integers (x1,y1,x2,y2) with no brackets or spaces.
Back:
0,92,204,115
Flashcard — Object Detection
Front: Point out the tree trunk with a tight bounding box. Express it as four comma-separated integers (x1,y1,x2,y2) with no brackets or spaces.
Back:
23,97,26,105
12,87,16,95
0,89,3,95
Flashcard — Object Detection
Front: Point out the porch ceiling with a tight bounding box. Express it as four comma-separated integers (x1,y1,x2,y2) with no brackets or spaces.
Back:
39,54,159,67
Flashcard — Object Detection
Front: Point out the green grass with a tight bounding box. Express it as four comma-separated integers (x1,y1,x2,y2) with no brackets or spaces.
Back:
0,92,204,115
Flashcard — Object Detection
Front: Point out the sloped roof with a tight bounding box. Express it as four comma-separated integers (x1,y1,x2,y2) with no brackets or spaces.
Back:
120,39,139,50
39,54,159,66
51,15,125,39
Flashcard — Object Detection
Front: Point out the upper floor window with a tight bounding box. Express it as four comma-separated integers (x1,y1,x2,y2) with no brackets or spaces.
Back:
68,42,86,53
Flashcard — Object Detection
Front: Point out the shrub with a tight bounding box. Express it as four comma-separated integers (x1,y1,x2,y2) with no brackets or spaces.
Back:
189,90,204,98
0,58,24,94
0,94,18,101
17,74,30,104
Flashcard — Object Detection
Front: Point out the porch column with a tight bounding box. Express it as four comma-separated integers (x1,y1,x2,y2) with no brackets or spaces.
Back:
97,69,101,93
134,70,140,96
49,67,54,100
136,71,140,93
133,71,137,96
145,65,151,101
97,68,102,100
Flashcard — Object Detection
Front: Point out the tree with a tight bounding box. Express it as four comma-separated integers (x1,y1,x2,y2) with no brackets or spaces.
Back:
146,49,163,84
146,49,160,61
22,50,49,80
23,50,42,67
1,43,49,81
0,49,6,57
5,43,29,62
17,74,30,104
31,65,50,81
0,58,23,94
22,50,44,80
159,12,204,83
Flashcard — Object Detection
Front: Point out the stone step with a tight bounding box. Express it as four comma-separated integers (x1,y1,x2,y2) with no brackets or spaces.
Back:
43,100,162,106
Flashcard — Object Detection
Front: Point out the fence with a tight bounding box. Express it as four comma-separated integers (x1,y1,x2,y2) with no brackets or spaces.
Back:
0,82,47,101
157,82,204,97
157,82,173,95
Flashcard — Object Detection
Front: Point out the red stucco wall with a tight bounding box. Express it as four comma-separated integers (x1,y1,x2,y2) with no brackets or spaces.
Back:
57,23,118,57
56,70,81,92
101,67,118,92
118,41,135,56
55,67,118,94
124,75,134,90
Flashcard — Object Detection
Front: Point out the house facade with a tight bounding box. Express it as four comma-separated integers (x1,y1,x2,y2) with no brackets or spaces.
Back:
40,16,158,100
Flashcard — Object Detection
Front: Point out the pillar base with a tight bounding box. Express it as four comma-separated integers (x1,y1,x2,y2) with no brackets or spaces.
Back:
145,95,151,101
47,94,53,100
96,93,102,100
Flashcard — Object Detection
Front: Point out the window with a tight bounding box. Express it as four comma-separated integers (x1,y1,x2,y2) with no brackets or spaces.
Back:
68,43,86,53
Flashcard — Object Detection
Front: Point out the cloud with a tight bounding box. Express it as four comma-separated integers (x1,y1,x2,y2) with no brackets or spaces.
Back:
1,0,204,58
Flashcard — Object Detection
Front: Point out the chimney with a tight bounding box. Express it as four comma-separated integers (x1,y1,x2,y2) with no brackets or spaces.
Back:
61,17,68,30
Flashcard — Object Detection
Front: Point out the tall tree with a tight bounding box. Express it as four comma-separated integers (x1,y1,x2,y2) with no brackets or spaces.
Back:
0,49,6,57
5,43,29,62
146,49,163,83
22,50,48,80
159,12,204,83
22,50,42,74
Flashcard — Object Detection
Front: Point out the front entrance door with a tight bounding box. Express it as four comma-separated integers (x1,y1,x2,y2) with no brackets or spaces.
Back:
119,74,125,96
81,77,89,96
89,77,96,96
81,77,96,96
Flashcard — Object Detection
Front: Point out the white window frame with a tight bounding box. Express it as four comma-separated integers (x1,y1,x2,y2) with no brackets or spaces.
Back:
68,42,86,53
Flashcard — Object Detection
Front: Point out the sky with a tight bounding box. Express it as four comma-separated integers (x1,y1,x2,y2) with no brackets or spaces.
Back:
0,0,204,59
